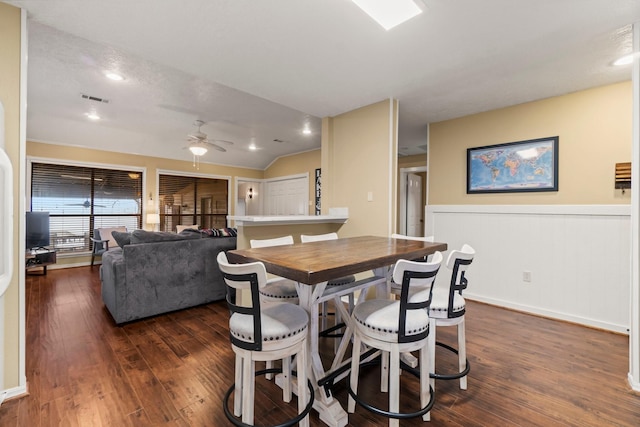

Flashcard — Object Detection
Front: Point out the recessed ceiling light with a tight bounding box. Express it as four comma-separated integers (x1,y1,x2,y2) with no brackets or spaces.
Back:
249,144,257,151
613,54,636,66
105,72,124,81
303,128,312,135
351,0,424,31
85,112,100,120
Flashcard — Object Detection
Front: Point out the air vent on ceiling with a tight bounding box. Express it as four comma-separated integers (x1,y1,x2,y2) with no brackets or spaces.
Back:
81,93,110,103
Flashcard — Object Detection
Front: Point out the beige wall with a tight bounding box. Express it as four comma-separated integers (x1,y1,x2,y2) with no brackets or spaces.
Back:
0,1,22,390
321,99,398,237
429,82,632,205
264,149,321,213
28,141,263,266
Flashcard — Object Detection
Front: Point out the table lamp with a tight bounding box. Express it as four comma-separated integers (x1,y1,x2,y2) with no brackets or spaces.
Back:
146,213,160,231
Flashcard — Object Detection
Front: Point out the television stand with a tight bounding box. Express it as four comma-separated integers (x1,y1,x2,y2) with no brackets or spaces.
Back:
26,248,56,275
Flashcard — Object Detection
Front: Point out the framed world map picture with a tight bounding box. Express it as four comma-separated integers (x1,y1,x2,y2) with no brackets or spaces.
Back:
467,136,559,194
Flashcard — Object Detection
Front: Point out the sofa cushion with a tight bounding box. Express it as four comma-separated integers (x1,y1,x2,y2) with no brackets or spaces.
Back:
130,229,201,244
97,226,127,248
111,231,132,247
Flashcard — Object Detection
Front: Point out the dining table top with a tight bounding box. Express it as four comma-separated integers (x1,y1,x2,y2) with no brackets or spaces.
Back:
226,235,448,285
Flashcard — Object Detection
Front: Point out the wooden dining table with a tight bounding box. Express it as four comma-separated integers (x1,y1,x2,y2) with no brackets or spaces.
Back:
227,235,447,427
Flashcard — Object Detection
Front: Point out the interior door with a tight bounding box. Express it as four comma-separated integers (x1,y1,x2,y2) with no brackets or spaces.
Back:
406,173,422,236
265,177,308,215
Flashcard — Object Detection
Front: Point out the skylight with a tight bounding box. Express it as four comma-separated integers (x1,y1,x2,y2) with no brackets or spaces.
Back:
351,0,424,31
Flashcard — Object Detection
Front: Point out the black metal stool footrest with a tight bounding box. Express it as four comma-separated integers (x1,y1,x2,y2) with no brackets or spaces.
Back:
223,368,315,427
430,341,471,380
318,321,345,339
347,359,435,420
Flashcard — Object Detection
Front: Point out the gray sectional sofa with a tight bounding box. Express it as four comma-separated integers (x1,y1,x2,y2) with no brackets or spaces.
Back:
99,229,236,324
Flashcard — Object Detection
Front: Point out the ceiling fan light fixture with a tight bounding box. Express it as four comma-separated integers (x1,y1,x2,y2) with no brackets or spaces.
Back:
189,144,208,156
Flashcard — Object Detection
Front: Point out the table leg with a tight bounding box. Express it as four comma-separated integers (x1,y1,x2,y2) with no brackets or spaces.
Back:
373,266,391,299
296,282,349,427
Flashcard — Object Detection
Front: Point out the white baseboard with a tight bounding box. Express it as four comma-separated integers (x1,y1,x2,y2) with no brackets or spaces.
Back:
0,384,28,405
466,293,629,334
627,373,640,392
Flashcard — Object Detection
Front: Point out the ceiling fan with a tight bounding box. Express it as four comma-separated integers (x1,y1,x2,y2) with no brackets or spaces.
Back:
185,120,234,155
65,199,107,208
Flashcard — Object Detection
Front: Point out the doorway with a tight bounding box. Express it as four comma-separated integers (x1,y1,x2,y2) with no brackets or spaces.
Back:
399,166,427,237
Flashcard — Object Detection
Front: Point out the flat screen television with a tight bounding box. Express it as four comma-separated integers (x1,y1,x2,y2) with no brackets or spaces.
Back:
26,211,50,250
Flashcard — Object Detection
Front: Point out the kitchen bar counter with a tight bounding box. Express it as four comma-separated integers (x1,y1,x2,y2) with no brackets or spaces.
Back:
227,214,349,249
227,214,348,226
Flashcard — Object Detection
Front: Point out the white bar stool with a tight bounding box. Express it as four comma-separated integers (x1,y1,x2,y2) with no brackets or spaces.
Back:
348,252,443,426
218,252,313,427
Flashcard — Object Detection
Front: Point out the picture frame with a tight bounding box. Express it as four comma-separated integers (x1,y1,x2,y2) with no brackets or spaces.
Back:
467,136,559,194
315,168,321,215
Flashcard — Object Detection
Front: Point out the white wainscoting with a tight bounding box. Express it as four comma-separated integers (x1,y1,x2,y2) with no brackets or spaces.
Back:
426,205,631,333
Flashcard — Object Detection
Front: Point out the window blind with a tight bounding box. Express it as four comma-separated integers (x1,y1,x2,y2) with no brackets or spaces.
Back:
31,163,142,253
158,174,228,232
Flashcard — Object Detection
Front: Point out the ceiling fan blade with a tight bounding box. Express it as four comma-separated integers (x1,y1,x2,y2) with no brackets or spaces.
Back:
206,142,226,152
63,202,107,208
188,132,207,141
211,139,234,145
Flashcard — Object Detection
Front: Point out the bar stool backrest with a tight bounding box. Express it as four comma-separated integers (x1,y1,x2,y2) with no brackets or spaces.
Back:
444,244,475,318
217,251,268,351
250,235,294,248
390,233,434,242
392,251,443,344
300,232,338,242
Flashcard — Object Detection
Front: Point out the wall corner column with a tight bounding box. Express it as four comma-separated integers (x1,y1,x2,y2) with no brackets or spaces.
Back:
629,21,640,392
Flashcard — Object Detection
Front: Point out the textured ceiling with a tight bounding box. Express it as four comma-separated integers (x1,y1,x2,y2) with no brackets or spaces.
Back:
5,0,640,169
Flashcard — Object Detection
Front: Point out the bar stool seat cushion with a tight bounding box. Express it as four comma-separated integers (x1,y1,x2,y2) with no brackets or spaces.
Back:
258,279,299,301
230,303,308,344
429,286,465,319
353,299,429,343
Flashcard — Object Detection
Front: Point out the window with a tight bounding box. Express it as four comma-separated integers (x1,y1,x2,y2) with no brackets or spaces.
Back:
158,174,228,232
30,163,143,254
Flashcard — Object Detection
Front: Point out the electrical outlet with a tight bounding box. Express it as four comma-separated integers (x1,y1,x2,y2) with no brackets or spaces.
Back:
523,271,532,282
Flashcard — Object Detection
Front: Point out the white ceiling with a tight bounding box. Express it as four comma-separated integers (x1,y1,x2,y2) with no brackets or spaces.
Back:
5,0,640,169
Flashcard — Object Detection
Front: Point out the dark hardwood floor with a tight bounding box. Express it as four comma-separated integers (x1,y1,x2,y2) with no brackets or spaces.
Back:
1,266,639,426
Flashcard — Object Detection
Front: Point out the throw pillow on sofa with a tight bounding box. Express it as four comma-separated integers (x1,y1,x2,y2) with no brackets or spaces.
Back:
176,224,199,233
97,226,127,249
199,227,238,237
111,231,132,247
129,229,202,245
